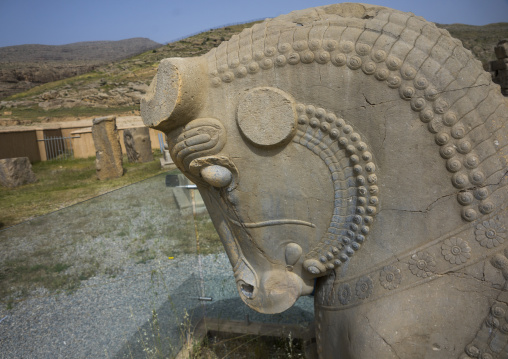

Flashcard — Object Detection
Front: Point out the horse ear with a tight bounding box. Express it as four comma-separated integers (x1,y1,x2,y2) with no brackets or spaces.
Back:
236,87,298,148
141,57,208,133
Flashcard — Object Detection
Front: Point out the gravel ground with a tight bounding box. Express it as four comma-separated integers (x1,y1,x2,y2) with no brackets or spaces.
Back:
0,174,314,358
0,253,313,359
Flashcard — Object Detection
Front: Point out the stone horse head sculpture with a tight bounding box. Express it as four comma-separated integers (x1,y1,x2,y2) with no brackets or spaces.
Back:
142,4,508,358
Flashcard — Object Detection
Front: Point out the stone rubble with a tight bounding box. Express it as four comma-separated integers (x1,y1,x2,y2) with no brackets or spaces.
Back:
0,157,36,188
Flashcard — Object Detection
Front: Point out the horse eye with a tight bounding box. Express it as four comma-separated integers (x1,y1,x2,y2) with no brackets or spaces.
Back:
200,165,233,188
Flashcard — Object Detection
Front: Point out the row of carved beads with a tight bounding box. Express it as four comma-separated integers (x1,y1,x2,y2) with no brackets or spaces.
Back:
431,108,490,221
417,88,491,221
320,217,506,307
209,36,492,221
210,40,427,96
295,104,378,273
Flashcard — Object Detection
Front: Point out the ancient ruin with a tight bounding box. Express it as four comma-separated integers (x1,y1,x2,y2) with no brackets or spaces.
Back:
488,40,508,96
123,127,153,163
142,4,508,358
0,157,36,188
92,115,123,180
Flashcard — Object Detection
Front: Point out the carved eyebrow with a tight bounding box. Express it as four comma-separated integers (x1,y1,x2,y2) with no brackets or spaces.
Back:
230,218,316,228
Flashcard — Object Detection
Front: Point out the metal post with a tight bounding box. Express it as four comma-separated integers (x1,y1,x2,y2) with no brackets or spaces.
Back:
50,136,55,160
68,136,74,158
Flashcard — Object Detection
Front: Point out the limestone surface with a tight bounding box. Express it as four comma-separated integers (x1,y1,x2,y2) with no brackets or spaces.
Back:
92,115,123,180
142,3,508,359
123,127,153,163
0,157,36,188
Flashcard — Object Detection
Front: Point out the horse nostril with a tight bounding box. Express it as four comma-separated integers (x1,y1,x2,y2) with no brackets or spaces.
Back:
240,283,255,298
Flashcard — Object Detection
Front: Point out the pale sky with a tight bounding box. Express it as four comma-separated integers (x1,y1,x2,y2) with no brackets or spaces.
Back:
0,0,507,47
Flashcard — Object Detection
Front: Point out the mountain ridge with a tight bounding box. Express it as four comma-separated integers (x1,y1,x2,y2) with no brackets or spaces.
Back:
0,37,161,99
0,38,161,63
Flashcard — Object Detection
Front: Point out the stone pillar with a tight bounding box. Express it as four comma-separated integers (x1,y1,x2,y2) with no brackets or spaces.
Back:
35,129,47,162
92,116,123,180
0,157,37,188
488,40,508,96
123,127,153,163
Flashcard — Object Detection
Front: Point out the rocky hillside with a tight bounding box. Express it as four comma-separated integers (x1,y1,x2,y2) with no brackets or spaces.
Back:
0,23,259,125
437,22,508,67
0,38,161,99
0,21,506,126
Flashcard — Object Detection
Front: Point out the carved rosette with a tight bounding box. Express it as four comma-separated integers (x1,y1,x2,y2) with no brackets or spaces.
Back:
317,212,508,309
475,219,507,249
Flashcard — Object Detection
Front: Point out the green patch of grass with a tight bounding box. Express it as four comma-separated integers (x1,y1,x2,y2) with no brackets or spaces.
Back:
78,269,96,281
135,248,156,264
0,259,77,305
52,263,71,273
0,153,166,229
117,229,129,237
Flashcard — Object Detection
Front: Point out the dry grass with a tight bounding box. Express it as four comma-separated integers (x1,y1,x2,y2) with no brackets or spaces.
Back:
193,334,305,359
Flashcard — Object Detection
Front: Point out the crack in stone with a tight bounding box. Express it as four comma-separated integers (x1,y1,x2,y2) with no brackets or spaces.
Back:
424,192,457,212
439,83,490,95
381,115,388,148
363,314,402,359
445,271,502,291
379,178,504,215
379,208,426,214
361,93,399,107
363,93,374,106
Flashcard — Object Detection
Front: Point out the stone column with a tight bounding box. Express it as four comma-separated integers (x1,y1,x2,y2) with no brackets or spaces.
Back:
123,127,153,163
92,116,123,180
35,129,47,162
